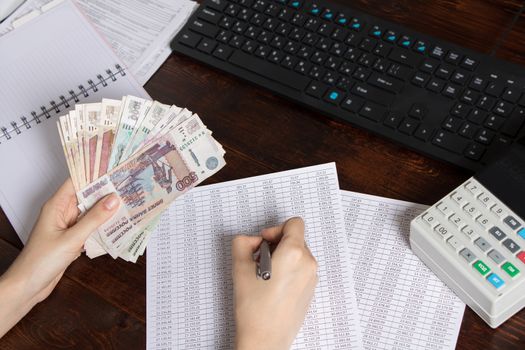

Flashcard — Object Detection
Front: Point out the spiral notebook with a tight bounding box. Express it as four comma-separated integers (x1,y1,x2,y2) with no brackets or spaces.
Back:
0,0,148,243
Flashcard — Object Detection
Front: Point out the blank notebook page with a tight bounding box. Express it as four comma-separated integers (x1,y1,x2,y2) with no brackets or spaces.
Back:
0,0,147,242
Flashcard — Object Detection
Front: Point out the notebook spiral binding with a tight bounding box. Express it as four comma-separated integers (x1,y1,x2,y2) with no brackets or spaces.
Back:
0,64,126,143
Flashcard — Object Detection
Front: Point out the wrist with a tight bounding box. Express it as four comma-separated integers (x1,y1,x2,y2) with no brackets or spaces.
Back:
0,271,34,337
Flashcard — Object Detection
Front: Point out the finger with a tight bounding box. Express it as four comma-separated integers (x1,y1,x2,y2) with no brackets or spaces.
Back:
231,235,263,276
51,178,76,203
269,217,305,250
66,193,120,243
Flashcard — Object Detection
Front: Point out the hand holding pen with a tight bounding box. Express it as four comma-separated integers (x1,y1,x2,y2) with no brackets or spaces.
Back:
232,217,318,350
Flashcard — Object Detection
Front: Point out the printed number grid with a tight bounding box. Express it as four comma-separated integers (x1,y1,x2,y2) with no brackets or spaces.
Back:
342,191,465,350
147,164,363,350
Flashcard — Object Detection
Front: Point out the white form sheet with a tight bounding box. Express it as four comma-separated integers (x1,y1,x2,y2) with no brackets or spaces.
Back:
0,0,197,85
341,190,465,350
147,163,363,349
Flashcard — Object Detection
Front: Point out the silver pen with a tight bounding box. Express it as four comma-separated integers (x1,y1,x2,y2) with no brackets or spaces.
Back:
258,240,272,280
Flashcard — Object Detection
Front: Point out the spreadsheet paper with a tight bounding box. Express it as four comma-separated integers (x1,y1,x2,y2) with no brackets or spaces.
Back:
341,190,465,350
147,163,363,349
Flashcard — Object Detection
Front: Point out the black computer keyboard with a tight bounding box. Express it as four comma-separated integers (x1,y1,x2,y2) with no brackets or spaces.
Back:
171,0,525,171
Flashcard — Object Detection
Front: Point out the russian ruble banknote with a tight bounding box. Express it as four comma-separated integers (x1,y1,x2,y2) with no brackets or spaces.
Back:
57,95,226,262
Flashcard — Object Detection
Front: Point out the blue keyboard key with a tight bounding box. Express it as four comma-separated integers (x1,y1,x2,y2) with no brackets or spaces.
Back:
518,228,525,240
487,273,505,289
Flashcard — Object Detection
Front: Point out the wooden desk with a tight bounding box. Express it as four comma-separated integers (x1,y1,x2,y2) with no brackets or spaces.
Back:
1,0,525,348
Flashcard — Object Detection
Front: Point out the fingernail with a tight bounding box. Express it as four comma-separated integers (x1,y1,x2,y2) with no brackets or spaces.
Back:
103,194,119,210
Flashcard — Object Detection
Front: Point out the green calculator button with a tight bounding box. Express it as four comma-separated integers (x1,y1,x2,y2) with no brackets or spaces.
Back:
502,262,520,278
473,260,490,276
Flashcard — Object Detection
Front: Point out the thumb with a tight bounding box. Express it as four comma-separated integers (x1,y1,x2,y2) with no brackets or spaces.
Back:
68,193,120,243
231,235,262,276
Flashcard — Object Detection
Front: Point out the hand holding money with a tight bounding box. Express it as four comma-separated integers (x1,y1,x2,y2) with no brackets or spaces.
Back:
57,95,226,262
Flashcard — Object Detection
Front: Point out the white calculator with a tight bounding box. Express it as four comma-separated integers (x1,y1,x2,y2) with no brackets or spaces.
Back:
410,141,525,328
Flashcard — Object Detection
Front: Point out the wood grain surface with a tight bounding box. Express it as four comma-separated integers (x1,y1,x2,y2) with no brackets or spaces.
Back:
1,0,525,348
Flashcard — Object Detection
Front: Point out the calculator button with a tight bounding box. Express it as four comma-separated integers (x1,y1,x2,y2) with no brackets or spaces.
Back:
502,262,520,278
490,204,506,218
461,225,476,240
450,191,467,206
422,212,439,228
477,192,494,208
504,216,521,230
517,251,525,264
474,237,491,252
464,181,482,196
518,228,525,240
436,201,454,217
448,213,466,229
487,249,505,265
486,273,505,289
502,238,521,254
463,203,480,218
434,224,450,239
473,260,491,276
447,235,462,252
476,214,490,229
460,247,477,263
488,226,506,241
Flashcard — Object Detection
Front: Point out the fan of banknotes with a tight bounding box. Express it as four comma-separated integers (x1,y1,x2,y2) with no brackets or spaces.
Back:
57,95,226,262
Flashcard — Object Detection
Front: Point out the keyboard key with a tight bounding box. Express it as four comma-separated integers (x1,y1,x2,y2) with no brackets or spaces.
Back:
198,8,222,24
322,71,337,85
493,101,513,117
352,67,371,81
447,235,462,252
359,103,386,122
436,201,453,216
473,260,490,276
467,109,487,124
398,118,419,135
386,64,411,80
369,25,382,38
464,143,485,160
351,83,394,106
502,238,520,253
460,90,480,105
458,122,476,138
485,81,505,97
502,262,520,278
208,0,228,11
411,72,430,87
427,78,445,93
388,48,420,67
397,35,412,48
460,247,477,263
477,95,496,111
189,19,219,38
451,103,471,118
212,45,233,60
435,65,453,79
476,214,490,229
484,115,504,131
179,31,202,48
384,112,403,128
420,59,439,73
469,76,487,91
324,89,344,104
229,51,309,90
305,81,328,99
451,71,469,85
414,125,434,141
254,44,270,57
460,57,478,71
432,131,468,154
413,40,427,53
504,216,521,230
368,73,403,93
477,192,494,207
197,38,217,53
429,45,446,59
502,87,520,103
489,227,506,241
464,181,481,195
409,104,427,119
445,51,462,65
486,273,505,289
442,116,462,132
341,95,364,113
442,84,460,99
474,128,494,145
475,237,491,252
501,108,525,137
488,249,505,265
